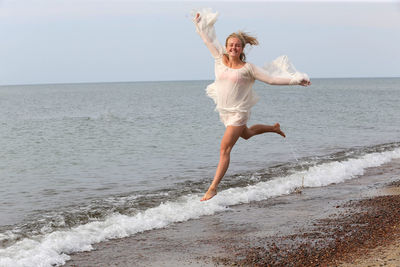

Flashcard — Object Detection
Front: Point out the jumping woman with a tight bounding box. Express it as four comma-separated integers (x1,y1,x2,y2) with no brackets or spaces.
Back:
193,9,310,201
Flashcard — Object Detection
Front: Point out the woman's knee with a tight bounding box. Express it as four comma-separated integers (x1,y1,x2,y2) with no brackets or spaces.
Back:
219,144,232,156
240,128,253,140
241,132,250,140
219,125,244,155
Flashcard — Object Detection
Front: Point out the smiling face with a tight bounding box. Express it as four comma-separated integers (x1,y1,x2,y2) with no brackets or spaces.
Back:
226,37,244,59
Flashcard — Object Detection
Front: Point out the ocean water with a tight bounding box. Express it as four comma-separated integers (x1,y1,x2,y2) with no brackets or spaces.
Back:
0,78,399,266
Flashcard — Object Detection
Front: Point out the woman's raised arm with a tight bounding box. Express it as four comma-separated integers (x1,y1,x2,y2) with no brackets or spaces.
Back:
193,10,224,59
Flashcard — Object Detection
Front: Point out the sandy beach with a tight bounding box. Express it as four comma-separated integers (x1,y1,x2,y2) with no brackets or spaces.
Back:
338,183,400,267
65,159,400,267
341,238,400,267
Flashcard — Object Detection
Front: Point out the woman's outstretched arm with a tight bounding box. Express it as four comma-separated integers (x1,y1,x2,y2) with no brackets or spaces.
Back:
250,63,310,86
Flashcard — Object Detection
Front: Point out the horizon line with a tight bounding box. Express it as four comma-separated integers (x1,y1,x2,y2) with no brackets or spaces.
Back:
1,76,400,87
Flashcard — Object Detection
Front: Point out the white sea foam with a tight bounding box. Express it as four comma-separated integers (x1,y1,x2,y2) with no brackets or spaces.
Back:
1,148,399,267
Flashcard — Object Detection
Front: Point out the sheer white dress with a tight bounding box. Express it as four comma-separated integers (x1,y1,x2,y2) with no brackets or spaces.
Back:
193,8,309,127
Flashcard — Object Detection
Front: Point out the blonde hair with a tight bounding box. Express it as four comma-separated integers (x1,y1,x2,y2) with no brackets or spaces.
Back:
225,31,259,62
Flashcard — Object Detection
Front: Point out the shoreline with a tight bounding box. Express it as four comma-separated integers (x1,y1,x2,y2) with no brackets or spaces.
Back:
66,160,400,267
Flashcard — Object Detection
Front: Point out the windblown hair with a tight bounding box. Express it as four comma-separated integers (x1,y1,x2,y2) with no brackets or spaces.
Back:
225,31,259,62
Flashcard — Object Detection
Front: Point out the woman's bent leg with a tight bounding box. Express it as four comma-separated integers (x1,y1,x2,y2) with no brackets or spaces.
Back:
241,123,285,140
201,125,245,201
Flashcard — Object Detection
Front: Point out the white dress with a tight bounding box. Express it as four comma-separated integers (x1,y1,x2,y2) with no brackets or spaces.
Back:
193,8,309,127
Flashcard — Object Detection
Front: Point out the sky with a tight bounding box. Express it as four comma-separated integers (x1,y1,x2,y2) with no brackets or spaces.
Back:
0,0,399,85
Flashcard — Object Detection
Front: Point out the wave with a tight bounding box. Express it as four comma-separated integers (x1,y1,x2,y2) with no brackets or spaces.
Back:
0,143,400,267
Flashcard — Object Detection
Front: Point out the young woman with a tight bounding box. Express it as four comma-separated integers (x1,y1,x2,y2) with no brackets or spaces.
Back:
193,9,310,201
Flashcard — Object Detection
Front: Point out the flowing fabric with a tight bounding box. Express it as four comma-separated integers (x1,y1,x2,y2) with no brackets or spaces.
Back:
263,55,309,85
192,8,309,127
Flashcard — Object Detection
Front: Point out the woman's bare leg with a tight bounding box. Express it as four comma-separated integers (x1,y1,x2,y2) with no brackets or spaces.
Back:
201,123,284,201
241,123,285,140
201,125,245,201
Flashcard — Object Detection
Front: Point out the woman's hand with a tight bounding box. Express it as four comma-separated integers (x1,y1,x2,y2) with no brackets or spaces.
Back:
194,13,201,23
299,79,311,86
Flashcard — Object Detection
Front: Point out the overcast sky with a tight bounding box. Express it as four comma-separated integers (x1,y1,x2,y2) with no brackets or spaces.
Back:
1,0,399,85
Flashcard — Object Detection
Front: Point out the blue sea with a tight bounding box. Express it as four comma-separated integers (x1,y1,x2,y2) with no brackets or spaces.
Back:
0,78,399,266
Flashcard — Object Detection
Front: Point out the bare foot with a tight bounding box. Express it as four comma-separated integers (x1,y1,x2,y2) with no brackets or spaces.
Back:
200,188,217,201
273,123,286,138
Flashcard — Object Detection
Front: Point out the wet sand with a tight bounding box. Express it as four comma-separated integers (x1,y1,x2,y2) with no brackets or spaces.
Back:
65,159,400,266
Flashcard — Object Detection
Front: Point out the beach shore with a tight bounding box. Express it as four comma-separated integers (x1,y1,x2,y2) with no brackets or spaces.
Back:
65,159,400,267
338,183,400,267
222,182,400,267
340,238,400,267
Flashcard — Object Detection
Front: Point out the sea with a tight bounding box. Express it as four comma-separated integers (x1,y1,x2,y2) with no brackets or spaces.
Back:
0,77,399,266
